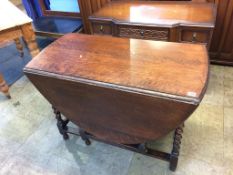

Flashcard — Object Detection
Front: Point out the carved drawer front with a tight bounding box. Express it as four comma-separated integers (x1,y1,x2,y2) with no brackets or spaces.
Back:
118,26,169,41
92,22,112,35
180,29,210,44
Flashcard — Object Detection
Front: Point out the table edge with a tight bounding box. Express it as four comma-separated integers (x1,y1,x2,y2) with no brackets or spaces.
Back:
24,68,204,105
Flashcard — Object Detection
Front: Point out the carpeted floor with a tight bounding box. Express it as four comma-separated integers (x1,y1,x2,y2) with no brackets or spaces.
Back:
0,38,54,85
0,40,31,85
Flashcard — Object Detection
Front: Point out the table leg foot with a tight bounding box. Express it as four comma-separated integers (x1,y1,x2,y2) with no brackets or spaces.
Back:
79,128,91,145
169,124,184,171
6,93,11,99
55,123,184,171
14,38,24,57
53,107,70,140
137,143,148,153
0,74,10,98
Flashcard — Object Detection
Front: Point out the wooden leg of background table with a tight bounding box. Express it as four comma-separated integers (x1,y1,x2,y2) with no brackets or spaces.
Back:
0,74,11,98
14,38,24,57
21,23,40,58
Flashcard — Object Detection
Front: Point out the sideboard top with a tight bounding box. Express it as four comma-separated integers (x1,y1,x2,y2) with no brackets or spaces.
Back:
89,1,216,28
24,34,209,104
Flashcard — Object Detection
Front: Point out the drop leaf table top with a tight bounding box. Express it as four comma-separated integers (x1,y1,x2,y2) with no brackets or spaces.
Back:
24,33,209,144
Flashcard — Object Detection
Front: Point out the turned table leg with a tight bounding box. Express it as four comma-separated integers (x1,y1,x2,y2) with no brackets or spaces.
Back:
169,124,184,171
14,38,24,57
0,73,11,98
53,107,70,140
21,23,40,58
79,128,91,145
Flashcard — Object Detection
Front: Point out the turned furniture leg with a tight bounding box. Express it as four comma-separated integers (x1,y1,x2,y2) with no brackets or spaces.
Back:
0,73,11,99
79,128,91,145
53,107,70,140
169,124,184,171
137,143,148,153
14,38,24,57
21,23,40,58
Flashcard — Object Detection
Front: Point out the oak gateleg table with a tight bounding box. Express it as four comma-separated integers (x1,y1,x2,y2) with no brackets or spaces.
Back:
24,34,209,171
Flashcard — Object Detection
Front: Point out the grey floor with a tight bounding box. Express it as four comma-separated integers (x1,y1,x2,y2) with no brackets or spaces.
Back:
1,1,233,174
0,65,233,175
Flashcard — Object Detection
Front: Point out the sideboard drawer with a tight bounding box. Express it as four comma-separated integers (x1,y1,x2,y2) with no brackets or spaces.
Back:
92,22,112,35
180,29,210,44
117,26,169,41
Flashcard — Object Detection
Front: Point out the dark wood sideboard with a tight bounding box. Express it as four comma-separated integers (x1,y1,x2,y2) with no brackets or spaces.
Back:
24,34,209,171
89,1,216,49
79,0,233,65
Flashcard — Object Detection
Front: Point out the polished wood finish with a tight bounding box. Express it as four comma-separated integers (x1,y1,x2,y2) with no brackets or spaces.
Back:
90,1,215,27
24,34,208,171
78,0,216,34
24,33,209,144
209,0,233,65
0,1,39,98
80,0,233,65
89,1,216,48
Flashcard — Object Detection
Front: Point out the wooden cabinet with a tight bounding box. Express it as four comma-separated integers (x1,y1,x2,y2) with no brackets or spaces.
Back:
89,1,216,48
117,25,169,41
209,0,233,65
79,0,233,65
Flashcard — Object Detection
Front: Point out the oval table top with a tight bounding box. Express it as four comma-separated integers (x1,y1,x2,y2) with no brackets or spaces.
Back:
25,33,209,104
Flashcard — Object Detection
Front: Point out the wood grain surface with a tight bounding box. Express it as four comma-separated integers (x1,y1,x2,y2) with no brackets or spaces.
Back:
25,33,209,103
24,34,209,144
89,1,216,27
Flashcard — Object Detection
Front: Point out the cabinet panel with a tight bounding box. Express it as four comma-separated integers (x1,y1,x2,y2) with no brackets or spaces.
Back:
117,25,169,41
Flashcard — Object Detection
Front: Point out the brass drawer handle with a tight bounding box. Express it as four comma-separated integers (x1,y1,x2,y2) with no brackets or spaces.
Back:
100,25,104,33
192,32,197,42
